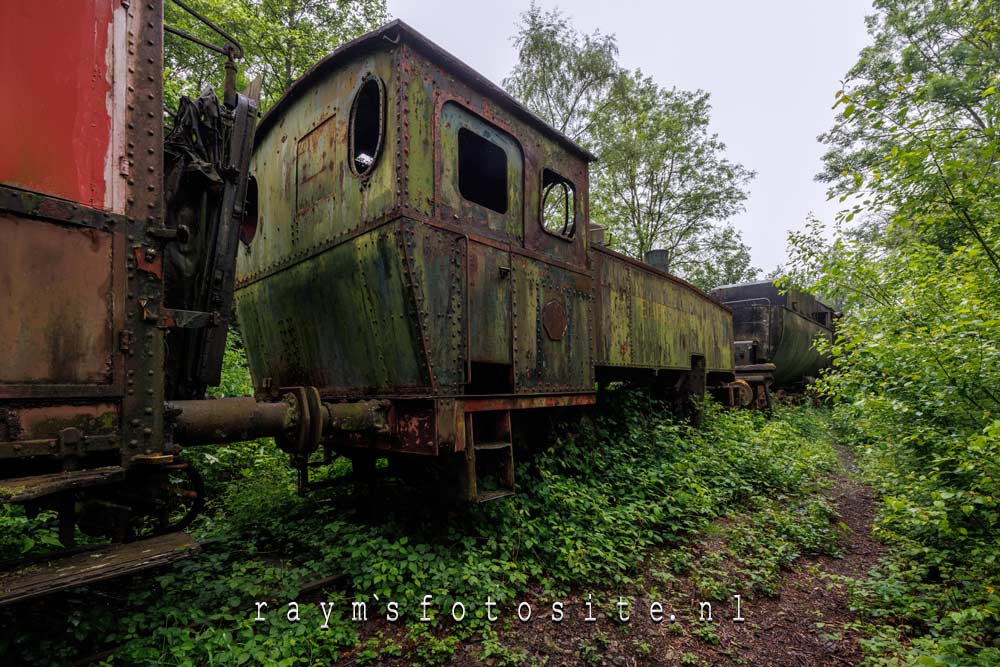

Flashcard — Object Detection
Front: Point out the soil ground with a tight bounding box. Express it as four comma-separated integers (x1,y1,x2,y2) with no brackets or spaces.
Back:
356,446,883,667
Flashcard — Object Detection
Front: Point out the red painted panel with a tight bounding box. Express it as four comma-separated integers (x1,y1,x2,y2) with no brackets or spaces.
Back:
0,2,115,207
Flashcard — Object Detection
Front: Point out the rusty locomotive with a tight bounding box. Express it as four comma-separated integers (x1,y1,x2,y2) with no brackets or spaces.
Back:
0,10,827,603
233,20,735,502
711,281,836,405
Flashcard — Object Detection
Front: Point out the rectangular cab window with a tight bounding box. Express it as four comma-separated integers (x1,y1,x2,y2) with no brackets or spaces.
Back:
458,128,508,214
439,101,524,239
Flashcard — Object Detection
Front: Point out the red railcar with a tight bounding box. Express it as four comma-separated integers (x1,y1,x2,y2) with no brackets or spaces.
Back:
0,1,260,604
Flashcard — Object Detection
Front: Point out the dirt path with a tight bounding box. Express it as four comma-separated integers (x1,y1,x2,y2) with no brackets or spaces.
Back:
697,447,882,666
437,446,884,667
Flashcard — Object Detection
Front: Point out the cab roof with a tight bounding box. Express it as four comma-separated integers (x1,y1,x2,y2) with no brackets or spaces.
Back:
255,19,596,163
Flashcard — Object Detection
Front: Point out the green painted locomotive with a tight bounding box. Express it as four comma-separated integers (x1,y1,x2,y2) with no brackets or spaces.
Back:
234,20,735,501
0,14,738,603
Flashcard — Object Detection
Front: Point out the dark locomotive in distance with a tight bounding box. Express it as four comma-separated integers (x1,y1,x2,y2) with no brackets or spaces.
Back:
0,10,830,603
712,281,837,406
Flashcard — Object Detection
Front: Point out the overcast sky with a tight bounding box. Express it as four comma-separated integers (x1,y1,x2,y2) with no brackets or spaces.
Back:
386,0,874,272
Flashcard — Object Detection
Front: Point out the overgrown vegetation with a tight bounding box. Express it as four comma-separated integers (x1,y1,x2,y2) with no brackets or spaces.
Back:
787,1,1000,664
2,379,842,665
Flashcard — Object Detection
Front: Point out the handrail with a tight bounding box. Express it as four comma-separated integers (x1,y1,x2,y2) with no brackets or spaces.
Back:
167,0,243,59
721,297,772,307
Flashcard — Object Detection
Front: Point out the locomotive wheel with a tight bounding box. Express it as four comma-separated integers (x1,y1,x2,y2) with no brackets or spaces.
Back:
729,379,754,407
129,461,205,538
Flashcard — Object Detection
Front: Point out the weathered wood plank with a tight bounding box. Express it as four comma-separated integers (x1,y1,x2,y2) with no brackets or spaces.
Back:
0,532,198,606
0,466,125,502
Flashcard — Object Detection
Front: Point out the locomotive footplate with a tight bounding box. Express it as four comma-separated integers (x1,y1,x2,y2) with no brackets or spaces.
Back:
0,531,198,607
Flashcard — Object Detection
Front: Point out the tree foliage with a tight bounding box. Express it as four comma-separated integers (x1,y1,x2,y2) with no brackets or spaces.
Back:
503,7,757,283
790,1,1000,663
164,0,388,112
503,2,619,143
680,224,760,291
590,71,756,268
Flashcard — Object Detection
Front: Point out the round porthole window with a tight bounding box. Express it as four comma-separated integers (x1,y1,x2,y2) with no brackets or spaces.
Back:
349,75,385,177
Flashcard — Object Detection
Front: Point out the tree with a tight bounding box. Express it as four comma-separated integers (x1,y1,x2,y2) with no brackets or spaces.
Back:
678,224,759,291
164,0,388,112
817,0,998,257
787,3,1000,662
503,2,619,143
590,70,755,266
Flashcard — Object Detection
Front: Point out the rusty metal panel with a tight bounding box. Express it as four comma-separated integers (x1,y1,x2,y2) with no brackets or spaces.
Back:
13,404,119,441
0,1,117,208
236,221,426,395
406,224,467,390
402,55,435,218
512,256,593,391
119,0,167,461
770,308,833,384
438,102,524,241
237,49,399,287
521,137,589,269
237,218,466,397
399,42,588,268
593,248,734,373
727,302,831,385
0,213,114,385
467,242,512,365
296,114,339,221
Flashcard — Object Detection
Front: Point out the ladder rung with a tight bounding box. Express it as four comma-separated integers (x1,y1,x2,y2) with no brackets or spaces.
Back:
474,441,512,451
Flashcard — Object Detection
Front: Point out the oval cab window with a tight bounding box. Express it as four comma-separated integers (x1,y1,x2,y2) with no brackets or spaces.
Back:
541,169,575,239
350,76,385,177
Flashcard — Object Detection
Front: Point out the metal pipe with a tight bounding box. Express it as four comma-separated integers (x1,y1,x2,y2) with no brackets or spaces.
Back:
168,0,244,58
168,395,395,448
167,397,294,446
163,24,231,57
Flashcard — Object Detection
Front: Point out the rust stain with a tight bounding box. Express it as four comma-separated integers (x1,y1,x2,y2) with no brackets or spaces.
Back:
542,299,568,341
14,403,119,441
133,245,163,279
0,213,114,385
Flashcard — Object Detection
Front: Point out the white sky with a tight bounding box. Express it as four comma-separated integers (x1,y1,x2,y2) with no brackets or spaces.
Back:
386,0,874,273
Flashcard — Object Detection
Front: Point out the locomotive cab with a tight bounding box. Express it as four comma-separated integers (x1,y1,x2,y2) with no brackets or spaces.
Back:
235,21,599,500
234,20,737,502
